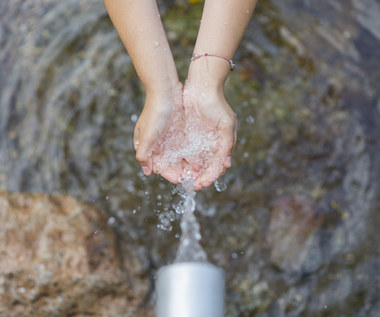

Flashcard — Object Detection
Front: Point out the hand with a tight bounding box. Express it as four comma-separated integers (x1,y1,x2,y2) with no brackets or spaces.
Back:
134,81,236,191
181,81,237,190
133,83,186,184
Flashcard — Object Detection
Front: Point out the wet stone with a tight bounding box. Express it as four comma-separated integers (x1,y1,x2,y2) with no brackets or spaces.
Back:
0,192,150,316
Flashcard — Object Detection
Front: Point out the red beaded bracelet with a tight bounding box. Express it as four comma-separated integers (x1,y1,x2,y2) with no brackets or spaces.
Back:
191,53,236,71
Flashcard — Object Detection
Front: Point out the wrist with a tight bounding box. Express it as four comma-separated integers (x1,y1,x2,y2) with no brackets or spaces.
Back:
144,78,182,99
144,81,183,110
187,54,230,92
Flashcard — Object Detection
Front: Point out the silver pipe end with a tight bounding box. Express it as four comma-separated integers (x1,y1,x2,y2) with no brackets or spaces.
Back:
156,262,225,317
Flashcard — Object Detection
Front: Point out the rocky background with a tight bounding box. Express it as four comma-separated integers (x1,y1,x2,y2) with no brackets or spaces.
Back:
1,0,380,316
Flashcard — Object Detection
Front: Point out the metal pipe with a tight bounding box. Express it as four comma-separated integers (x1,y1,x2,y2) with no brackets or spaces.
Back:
156,262,225,317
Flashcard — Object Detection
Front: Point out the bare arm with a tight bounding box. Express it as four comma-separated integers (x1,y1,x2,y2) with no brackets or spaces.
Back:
104,0,182,177
188,0,257,88
104,0,179,94
185,0,258,189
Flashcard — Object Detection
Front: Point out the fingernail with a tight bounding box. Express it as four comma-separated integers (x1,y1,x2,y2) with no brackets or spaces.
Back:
142,166,150,175
225,156,232,167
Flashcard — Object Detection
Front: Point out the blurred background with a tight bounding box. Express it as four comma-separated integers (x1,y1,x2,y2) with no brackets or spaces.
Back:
1,0,380,315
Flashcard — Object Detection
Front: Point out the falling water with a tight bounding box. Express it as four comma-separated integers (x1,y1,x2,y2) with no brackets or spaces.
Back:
174,179,207,263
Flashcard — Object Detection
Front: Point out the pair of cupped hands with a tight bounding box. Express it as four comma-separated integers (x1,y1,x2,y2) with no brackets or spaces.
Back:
133,75,237,191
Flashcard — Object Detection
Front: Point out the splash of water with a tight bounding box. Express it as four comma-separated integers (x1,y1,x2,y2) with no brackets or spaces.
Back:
174,179,207,263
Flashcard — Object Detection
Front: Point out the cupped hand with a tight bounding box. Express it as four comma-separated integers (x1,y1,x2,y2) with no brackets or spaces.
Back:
133,81,236,191
181,81,237,190
133,83,186,184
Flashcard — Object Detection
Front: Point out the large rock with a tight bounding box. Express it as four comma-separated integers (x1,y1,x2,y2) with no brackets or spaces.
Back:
0,192,150,316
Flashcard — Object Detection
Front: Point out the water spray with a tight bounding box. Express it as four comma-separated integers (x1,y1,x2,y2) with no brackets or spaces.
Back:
156,179,225,317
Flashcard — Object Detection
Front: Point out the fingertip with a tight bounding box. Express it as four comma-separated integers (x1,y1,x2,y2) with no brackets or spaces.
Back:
224,156,232,168
201,179,214,189
142,166,151,176
133,127,140,151
193,180,204,191
134,139,140,152
198,173,217,190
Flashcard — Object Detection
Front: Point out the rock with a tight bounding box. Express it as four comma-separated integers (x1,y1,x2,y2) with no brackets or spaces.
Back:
0,192,150,316
266,195,323,273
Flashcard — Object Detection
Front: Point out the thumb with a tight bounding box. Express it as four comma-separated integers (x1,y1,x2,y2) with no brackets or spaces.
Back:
134,127,153,176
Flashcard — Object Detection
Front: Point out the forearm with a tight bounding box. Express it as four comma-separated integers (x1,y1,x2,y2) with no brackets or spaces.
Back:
104,0,179,94
188,0,258,89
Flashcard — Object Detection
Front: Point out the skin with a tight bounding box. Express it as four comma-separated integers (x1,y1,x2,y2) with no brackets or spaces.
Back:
104,0,257,190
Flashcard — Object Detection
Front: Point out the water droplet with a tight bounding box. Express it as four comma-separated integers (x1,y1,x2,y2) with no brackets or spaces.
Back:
157,223,172,231
243,152,249,158
175,233,180,239
105,196,109,200
214,179,227,192
18,287,26,293
157,194,162,200
107,217,116,225
246,116,254,123
246,10,250,14
139,28,144,32
131,114,138,122
132,209,137,214
231,252,238,259
174,203,185,214
178,177,185,183
153,40,160,47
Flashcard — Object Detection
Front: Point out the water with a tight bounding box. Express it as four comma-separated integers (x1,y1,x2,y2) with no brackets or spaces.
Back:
152,90,225,185
174,179,207,263
1,0,380,316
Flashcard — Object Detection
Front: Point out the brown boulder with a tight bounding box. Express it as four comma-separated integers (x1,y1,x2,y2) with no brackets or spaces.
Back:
0,192,150,316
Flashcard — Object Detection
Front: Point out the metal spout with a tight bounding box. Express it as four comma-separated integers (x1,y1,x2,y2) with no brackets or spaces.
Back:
156,262,225,317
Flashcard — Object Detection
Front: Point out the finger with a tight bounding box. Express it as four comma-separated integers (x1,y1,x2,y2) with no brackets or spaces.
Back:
196,160,224,190
140,159,153,176
219,116,236,168
136,147,153,175
135,142,153,176
155,163,182,184
134,123,156,175
133,127,140,152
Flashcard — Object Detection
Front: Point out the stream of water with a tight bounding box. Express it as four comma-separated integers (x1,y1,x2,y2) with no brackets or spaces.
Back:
174,179,207,263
